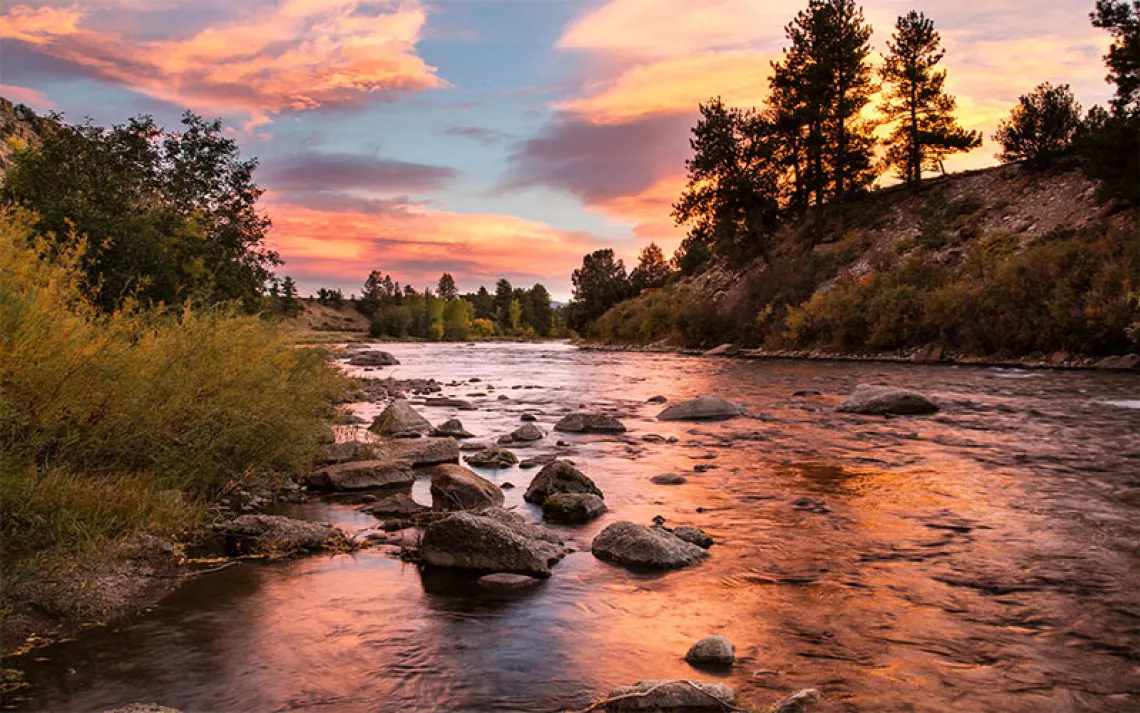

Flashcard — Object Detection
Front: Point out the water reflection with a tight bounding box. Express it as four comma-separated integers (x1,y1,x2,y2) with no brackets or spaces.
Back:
10,343,1140,712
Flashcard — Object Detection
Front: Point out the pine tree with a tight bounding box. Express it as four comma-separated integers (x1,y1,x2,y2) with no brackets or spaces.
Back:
437,273,458,301
1092,0,1140,112
629,242,673,291
280,275,300,316
993,83,1084,167
880,11,981,185
492,279,514,329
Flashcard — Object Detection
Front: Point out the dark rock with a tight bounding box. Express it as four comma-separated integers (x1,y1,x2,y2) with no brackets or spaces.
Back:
425,397,476,410
685,635,734,666
542,493,607,523
419,510,566,577
520,413,538,422
651,474,687,485
693,464,718,473
102,706,182,713
837,384,939,415
524,460,603,503
318,441,378,465
347,351,399,367
431,464,505,511
432,418,475,439
792,390,822,397
672,526,713,549
477,573,544,590
703,343,738,357
647,395,668,404
600,680,735,712
500,481,515,489
465,448,519,469
369,399,432,436
791,497,830,514
591,521,708,570
554,413,627,433
304,460,414,491
372,437,460,466
222,515,346,556
771,689,822,713
361,493,430,517
520,453,557,469
508,423,544,442
657,395,747,421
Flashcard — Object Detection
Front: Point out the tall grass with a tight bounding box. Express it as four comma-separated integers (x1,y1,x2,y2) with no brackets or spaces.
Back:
0,209,348,562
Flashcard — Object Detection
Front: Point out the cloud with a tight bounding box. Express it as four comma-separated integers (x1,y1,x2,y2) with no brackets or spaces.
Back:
445,125,513,145
0,1,444,119
0,84,56,110
261,152,459,192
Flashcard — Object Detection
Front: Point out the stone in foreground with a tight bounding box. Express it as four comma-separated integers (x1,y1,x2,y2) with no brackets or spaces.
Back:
836,384,939,415
370,399,432,436
524,460,604,503
685,635,735,666
304,459,414,491
223,515,346,556
554,413,627,434
542,493,607,523
657,395,747,422
772,688,822,713
600,680,735,712
430,464,505,511
591,522,708,570
419,511,566,577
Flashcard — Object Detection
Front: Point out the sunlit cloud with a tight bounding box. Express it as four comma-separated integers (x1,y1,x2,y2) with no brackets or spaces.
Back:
0,84,56,110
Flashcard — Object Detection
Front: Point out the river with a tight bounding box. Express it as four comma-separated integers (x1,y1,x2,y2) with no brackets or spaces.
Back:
11,342,1140,712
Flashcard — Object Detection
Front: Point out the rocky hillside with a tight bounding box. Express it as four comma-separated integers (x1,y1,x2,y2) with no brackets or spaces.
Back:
0,97,53,178
286,299,370,334
591,164,1139,362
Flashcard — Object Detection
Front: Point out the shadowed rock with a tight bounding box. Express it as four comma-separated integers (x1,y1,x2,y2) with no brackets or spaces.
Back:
685,635,735,666
477,573,544,590
424,397,476,410
466,448,519,469
672,526,713,549
554,413,627,433
419,510,566,577
600,680,735,712
657,395,746,421
304,460,413,491
836,384,939,415
222,515,346,556
651,474,687,485
432,418,475,439
103,706,183,713
430,464,504,511
506,423,544,442
542,493,607,523
361,493,430,517
370,399,432,437
591,521,708,570
524,460,603,503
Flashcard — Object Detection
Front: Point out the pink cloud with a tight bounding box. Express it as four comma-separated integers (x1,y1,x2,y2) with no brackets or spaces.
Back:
0,84,57,110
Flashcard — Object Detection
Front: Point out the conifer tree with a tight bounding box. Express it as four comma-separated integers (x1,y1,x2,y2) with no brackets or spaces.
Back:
880,11,981,185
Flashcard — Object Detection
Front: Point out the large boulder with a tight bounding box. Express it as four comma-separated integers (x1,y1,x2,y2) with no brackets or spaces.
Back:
524,460,603,504
466,448,519,469
542,493,607,523
419,511,567,577
657,395,746,421
370,400,432,437
432,418,475,439
430,464,505,511
836,384,939,415
304,460,413,491
600,680,735,712
685,635,735,666
372,437,460,466
347,351,399,367
222,515,346,556
591,522,708,570
554,413,627,434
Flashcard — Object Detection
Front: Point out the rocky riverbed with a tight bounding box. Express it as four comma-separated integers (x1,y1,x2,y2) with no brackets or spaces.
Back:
7,341,1140,712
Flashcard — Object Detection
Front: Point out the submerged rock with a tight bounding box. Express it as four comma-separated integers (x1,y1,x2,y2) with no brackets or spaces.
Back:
419,510,566,577
837,384,939,415
600,680,735,712
647,395,668,404
771,689,822,713
685,635,735,666
651,474,687,485
304,460,414,491
554,413,627,434
347,351,399,367
657,395,747,421
465,448,519,469
432,418,475,439
424,397,476,410
477,573,544,590
542,493,607,523
672,526,713,549
591,521,708,570
222,515,346,556
524,460,603,503
370,399,432,437
430,464,505,511
361,493,430,517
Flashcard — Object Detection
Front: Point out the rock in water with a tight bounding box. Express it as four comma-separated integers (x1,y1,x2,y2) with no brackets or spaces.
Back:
222,515,346,556
361,493,430,517
542,493,607,523
651,474,687,485
477,573,544,590
657,395,747,421
836,384,939,415
102,706,183,713
553,413,627,433
685,635,735,666
524,460,604,503
672,526,713,549
465,448,519,469
304,460,414,491
507,423,544,442
371,437,460,466
430,464,505,511
771,689,822,713
591,521,708,570
419,511,566,577
600,680,735,712
370,399,432,437
347,351,399,367
432,418,475,438
702,343,738,357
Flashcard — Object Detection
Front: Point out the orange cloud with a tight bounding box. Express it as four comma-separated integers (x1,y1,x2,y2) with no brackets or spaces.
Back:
0,84,56,110
0,1,444,118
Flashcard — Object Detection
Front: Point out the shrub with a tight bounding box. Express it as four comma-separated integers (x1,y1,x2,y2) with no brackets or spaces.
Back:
993,83,1084,168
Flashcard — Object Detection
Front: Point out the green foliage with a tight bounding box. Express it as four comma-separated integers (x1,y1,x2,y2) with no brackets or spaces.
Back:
993,83,1084,167
437,272,458,300
1,111,276,312
1081,4,1140,204
629,242,674,291
1091,0,1140,113
0,210,347,561
567,249,634,333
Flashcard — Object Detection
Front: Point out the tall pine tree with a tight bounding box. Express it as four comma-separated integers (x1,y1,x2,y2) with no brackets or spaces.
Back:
880,12,981,185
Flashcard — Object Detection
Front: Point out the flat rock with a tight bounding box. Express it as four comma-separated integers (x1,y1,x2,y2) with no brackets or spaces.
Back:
424,397,476,410
432,418,475,439
370,399,432,436
347,351,399,367
672,526,713,549
524,460,603,503
542,493,607,524
520,453,557,469
591,522,708,570
223,515,346,556
466,448,519,469
361,493,430,517
304,460,414,491
703,343,739,357
103,706,182,713
657,395,747,421
420,510,566,577
477,573,545,590
685,635,735,666
837,384,939,415
372,437,460,466
651,474,687,485
431,464,505,511
600,680,735,712
554,413,627,433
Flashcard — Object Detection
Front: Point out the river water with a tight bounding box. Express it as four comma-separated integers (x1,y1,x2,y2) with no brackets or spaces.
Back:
11,343,1140,712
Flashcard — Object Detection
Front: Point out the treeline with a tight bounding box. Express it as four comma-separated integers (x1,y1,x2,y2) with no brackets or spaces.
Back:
566,0,1139,341
302,271,562,340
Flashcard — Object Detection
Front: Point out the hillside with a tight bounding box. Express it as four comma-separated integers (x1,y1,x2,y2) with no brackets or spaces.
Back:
590,165,1140,362
0,97,53,177
285,299,371,334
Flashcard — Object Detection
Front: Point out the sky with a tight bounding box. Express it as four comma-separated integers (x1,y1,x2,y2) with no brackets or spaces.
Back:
0,0,1113,299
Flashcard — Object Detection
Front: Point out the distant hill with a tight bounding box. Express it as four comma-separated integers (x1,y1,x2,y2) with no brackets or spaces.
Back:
286,299,370,334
